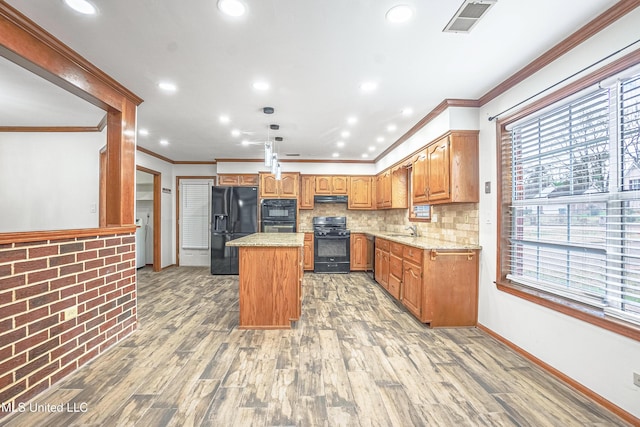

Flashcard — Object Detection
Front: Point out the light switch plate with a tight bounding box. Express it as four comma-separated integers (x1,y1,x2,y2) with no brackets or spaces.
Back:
485,181,491,194
634,372,640,387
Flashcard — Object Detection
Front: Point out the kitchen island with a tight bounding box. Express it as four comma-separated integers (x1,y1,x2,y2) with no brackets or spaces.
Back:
227,232,304,329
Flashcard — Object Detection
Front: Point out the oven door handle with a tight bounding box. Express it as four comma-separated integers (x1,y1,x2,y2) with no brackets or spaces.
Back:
314,234,350,239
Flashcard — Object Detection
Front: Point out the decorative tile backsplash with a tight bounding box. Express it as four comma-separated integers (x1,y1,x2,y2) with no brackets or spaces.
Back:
298,203,479,245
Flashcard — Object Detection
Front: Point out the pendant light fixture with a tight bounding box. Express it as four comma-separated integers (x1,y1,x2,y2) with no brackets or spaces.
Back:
264,140,273,167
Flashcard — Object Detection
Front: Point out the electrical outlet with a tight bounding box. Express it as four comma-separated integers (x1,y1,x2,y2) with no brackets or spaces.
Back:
634,372,640,387
431,213,438,223
63,307,78,320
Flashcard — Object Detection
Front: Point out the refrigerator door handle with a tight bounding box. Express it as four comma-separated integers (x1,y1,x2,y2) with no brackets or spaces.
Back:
214,214,228,231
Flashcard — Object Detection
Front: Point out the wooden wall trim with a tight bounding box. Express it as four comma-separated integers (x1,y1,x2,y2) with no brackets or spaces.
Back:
478,0,640,106
174,160,217,165
0,2,142,109
137,146,175,164
374,99,480,163
0,225,137,245
476,324,640,426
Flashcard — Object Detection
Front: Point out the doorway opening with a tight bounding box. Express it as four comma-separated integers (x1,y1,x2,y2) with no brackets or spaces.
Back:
136,166,161,271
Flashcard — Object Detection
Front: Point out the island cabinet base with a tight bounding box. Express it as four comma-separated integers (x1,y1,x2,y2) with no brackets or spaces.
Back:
238,246,302,329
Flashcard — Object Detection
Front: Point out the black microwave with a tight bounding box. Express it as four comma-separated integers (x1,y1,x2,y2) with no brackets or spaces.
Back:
261,198,297,223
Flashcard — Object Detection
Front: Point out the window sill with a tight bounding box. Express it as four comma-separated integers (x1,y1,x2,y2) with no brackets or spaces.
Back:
496,280,640,342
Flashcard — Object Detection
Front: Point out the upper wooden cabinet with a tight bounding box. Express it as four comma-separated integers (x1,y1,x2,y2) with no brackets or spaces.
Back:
375,166,408,209
299,175,315,209
348,176,374,210
217,174,259,187
412,131,479,205
315,176,348,195
259,172,299,199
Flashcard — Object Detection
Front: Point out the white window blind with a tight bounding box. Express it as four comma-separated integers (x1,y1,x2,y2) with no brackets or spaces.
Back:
501,69,640,325
181,182,210,250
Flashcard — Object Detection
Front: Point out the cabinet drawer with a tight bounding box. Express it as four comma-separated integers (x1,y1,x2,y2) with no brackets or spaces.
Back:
376,238,390,251
390,242,403,257
403,246,422,265
388,274,401,300
389,254,403,279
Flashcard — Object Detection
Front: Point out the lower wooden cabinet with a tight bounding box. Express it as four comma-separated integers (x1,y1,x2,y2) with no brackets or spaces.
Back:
350,233,369,271
303,233,314,271
373,237,479,327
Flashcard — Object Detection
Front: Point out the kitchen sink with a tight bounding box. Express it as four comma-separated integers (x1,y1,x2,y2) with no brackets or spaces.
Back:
384,233,414,238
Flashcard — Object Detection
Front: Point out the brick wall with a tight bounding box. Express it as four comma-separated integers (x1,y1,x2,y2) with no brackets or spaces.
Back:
0,232,137,413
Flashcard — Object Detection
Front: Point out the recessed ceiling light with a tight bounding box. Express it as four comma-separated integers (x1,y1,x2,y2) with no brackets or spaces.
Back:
160,139,169,146
219,115,230,124
387,124,397,132
64,0,97,15
369,146,376,152
341,131,350,138
347,116,358,125
139,129,149,136
360,81,378,92
217,0,246,17
336,141,345,148
231,129,241,137
385,5,414,23
376,136,385,143
158,82,177,92
362,153,369,158
332,152,339,158
252,81,270,91
241,140,250,146
402,107,414,116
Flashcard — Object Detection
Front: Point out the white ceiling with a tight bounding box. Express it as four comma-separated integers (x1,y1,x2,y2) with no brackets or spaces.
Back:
2,0,620,162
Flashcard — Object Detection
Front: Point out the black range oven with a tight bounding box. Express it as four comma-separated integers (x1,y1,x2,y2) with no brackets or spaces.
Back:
261,198,297,232
313,216,350,273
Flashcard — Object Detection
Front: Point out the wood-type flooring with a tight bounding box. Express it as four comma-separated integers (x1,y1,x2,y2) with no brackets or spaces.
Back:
1,267,629,426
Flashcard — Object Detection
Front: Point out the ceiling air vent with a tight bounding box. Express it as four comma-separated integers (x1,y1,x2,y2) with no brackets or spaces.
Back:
443,0,497,33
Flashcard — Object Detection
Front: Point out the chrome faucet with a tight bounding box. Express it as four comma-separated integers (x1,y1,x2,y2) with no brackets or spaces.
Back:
405,225,418,237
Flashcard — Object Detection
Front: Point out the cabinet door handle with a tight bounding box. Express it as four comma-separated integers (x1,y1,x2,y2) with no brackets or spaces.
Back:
430,250,474,260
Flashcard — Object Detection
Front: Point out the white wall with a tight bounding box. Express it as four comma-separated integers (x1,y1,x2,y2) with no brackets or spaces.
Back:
476,8,640,419
0,131,104,232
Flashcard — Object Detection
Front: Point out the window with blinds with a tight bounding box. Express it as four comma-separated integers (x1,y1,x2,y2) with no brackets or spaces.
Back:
181,182,210,250
500,69,640,325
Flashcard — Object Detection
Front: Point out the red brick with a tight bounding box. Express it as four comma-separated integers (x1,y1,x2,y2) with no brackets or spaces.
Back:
0,301,27,319
78,327,99,346
29,291,59,309
77,250,98,262
84,240,105,249
122,252,135,261
27,268,58,284
28,314,58,335
0,264,11,278
85,278,104,290
49,254,75,267
50,339,77,360
29,336,60,360
99,247,116,257
122,236,135,244
105,237,122,247
50,297,75,314
116,261,132,272
98,300,116,314
51,275,77,291
0,249,27,263
14,259,47,274
105,272,122,284
78,289,99,304
0,290,12,305
105,306,122,321
78,269,98,283
61,324,84,344
122,267,136,278
14,330,48,356
0,372,12,390
28,246,58,258
60,263,84,277
104,255,122,266
78,347,99,367
84,259,104,270
60,242,84,254
117,244,132,254
0,380,26,406
50,318,77,339
16,240,47,247
99,317,117,334
99,283,117,297
28,360,59,386
61,346,84,367
0,326,26,347
60,283,84,299
15,283,48,302
0,274,25,291
86,332,107,351
85,313,105,331
0,318,12,333
15,306,48,327
99,265,116,276
18,378,49,402
85,295,106,311
100,335,118,353
78,307,99,323
51,362,77,385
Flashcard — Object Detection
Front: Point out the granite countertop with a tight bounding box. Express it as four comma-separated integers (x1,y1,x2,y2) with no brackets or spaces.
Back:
362,230,481,250
226,232,305,247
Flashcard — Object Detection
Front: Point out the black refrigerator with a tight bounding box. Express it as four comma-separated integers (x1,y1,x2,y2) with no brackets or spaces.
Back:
210,186,258,275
